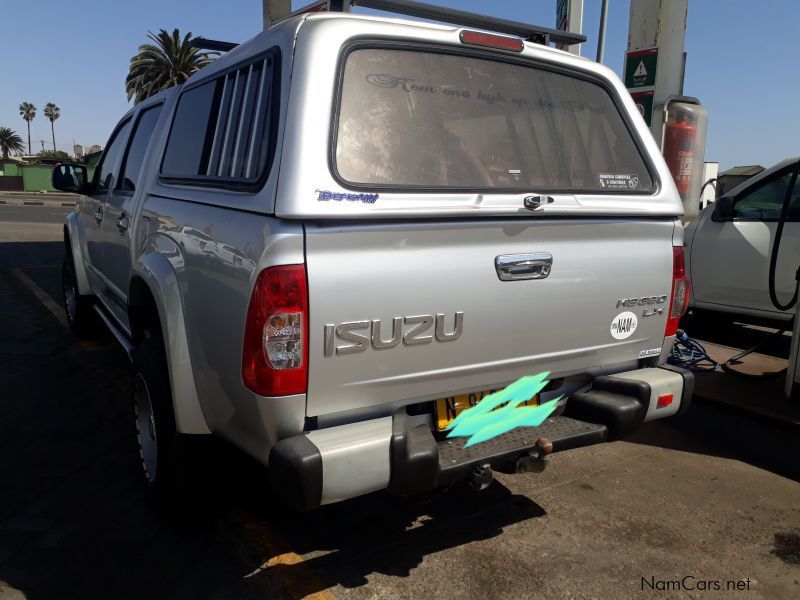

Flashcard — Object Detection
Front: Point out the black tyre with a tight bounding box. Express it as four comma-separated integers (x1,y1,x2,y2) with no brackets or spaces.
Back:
133,333,200,513
62,258,96,338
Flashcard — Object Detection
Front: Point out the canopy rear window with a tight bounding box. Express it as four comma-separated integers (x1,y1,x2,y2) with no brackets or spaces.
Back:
334,48,654,192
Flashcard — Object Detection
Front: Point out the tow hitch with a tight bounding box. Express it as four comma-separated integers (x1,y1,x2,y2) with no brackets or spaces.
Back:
499,436,553,476
470,463,493,490
470,437,555,487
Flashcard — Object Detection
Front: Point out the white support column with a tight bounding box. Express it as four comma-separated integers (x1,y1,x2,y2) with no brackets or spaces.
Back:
556,0,583,56
626,0,688,140
263,0,292,29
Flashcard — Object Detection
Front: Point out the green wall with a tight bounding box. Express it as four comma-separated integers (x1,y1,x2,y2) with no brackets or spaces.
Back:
0,162,96,192
21,165,56,192
1,163,21,176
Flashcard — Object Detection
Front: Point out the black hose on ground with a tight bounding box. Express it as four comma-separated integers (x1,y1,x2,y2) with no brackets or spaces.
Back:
669,327,788,378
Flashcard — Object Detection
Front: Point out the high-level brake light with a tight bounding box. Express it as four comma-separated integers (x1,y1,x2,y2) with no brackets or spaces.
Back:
460,30,525,52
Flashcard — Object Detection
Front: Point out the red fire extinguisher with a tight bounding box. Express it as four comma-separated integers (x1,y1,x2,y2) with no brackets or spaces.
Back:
663,114,696,194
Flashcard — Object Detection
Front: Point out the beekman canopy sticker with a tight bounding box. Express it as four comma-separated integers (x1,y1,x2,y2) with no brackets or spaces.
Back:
316,190,379,204
610,311,638,340
598,173,640,189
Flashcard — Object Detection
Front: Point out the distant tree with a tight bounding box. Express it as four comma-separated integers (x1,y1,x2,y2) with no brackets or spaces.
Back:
37,149,70,160
0,127,25,159
125,29,216,103
43,103,61,151
19,102,36,155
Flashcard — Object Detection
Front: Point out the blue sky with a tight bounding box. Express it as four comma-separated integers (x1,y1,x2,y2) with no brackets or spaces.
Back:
1,0,797,170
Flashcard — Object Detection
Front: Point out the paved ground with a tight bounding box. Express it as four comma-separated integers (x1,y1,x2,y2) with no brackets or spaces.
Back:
1,204,799,599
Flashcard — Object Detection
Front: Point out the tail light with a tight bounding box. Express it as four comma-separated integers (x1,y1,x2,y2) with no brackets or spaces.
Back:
665,246,690,336
242,265,308,396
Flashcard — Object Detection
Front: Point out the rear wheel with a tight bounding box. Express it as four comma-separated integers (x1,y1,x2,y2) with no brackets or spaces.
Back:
133,333,199,513
62,258,96,338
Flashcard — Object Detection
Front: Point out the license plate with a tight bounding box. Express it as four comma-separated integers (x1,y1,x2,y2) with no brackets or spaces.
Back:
434,388,538,431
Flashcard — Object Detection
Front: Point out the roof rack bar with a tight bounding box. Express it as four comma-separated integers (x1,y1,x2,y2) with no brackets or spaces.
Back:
343,0,586,46
191,37,238,52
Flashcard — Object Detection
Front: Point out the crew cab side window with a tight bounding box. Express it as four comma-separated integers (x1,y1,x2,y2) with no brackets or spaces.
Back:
92,118,132,195
116,105,163,193
160,49,280,189
733,170,795,221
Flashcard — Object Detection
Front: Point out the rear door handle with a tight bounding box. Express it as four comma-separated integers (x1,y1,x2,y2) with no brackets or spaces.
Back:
495,253,553,281
116,213,129,234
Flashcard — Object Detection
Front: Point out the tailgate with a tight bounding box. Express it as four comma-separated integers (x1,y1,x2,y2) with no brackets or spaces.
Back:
304,218,674,417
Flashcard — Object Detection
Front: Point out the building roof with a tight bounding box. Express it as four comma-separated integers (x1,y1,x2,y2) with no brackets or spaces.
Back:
720,165,764,177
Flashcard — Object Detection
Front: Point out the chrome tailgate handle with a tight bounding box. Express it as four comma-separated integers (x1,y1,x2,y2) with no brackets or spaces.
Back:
495,253,553,281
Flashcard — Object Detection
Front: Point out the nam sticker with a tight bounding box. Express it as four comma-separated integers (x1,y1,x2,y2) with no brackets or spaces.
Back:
610,311,638,340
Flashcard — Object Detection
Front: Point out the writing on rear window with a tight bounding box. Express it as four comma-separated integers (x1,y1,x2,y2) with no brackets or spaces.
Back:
336,49,654,191
598,173,641,189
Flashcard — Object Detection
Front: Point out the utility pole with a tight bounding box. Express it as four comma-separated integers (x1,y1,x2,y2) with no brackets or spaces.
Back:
596,0,609,62
626,0,688,140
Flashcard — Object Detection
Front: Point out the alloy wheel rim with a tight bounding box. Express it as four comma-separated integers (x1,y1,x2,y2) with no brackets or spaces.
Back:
63,264,78,323
133,373,158,484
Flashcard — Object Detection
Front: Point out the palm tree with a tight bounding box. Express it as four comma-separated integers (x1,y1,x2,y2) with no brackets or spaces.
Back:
0,127,25,159
43,103,61,152
125,29,216,103
19,102,36,155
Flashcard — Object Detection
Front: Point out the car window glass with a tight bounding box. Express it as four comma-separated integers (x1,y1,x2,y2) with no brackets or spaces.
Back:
161,52,277,185
93,118,132,196
734,171,794,220
117,105,163,193
785,171,800,219
161,81,217,177
336,48,653,191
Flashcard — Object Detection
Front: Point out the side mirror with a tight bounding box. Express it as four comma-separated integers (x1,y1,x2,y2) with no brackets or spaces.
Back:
51,164,88,195
711,195,734,222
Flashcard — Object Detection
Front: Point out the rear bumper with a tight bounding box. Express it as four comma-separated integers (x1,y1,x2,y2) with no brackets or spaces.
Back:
269,366,693,511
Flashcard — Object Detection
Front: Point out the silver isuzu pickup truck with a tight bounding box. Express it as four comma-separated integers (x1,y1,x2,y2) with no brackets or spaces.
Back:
53,1,692,511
